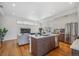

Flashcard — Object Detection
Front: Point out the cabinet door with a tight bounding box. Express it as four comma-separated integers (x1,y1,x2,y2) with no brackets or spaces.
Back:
37,38,46,55
65,34,71,44
0,39,2,48
44,37,51,53
50,36,55,50
31,38,37,56
59,34,65,42
0,41,1,48
37,37,51,55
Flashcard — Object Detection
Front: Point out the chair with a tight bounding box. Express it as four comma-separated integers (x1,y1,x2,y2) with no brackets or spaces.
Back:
18,33,29,45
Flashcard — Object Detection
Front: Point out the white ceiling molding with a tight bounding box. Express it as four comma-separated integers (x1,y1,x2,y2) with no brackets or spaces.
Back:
43,7,77,21
16,20,38,25
54,8,77,18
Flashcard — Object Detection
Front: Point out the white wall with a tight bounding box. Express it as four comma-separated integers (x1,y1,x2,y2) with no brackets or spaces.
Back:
0,16,2,26
77,6,79,35
0,12,3,26
43,13,78,32
1,15,17,41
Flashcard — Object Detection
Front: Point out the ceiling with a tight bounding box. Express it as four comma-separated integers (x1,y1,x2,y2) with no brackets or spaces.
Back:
0,2,78,21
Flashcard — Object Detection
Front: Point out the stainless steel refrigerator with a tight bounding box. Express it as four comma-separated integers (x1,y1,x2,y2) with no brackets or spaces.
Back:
65,22,78,44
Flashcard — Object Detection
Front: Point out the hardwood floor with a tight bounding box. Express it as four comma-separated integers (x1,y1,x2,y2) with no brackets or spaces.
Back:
47,42,71,56
0,40,71,56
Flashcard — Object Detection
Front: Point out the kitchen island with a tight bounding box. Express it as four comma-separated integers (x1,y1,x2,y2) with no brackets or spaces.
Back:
30,34,59,56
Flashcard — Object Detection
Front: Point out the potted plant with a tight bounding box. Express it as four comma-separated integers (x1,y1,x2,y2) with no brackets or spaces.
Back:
39,28,43,35
0,27,8,44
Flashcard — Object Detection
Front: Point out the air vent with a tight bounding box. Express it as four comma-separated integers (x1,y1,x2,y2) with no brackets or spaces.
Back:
64,15,69,17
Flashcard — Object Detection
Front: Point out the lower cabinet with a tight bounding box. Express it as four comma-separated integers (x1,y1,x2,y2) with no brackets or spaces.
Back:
31,36,59,56
59,34,65,42
50,37,55,50
0,40,2,48
0,42,1,48
72,49,79,56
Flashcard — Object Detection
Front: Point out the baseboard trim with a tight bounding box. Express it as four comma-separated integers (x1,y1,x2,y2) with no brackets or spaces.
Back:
3,39,17,41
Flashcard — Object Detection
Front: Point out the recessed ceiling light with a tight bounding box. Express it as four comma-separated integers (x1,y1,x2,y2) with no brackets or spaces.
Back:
12,12,15,15
12,3,16,7
69,2,73,4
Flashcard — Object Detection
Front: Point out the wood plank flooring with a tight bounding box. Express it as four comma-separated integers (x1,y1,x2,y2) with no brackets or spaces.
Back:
47,42,71,56
0,40,71,56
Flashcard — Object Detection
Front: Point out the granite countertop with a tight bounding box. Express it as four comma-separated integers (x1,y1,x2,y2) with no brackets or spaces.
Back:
70,39,79,50
29,34,59,39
